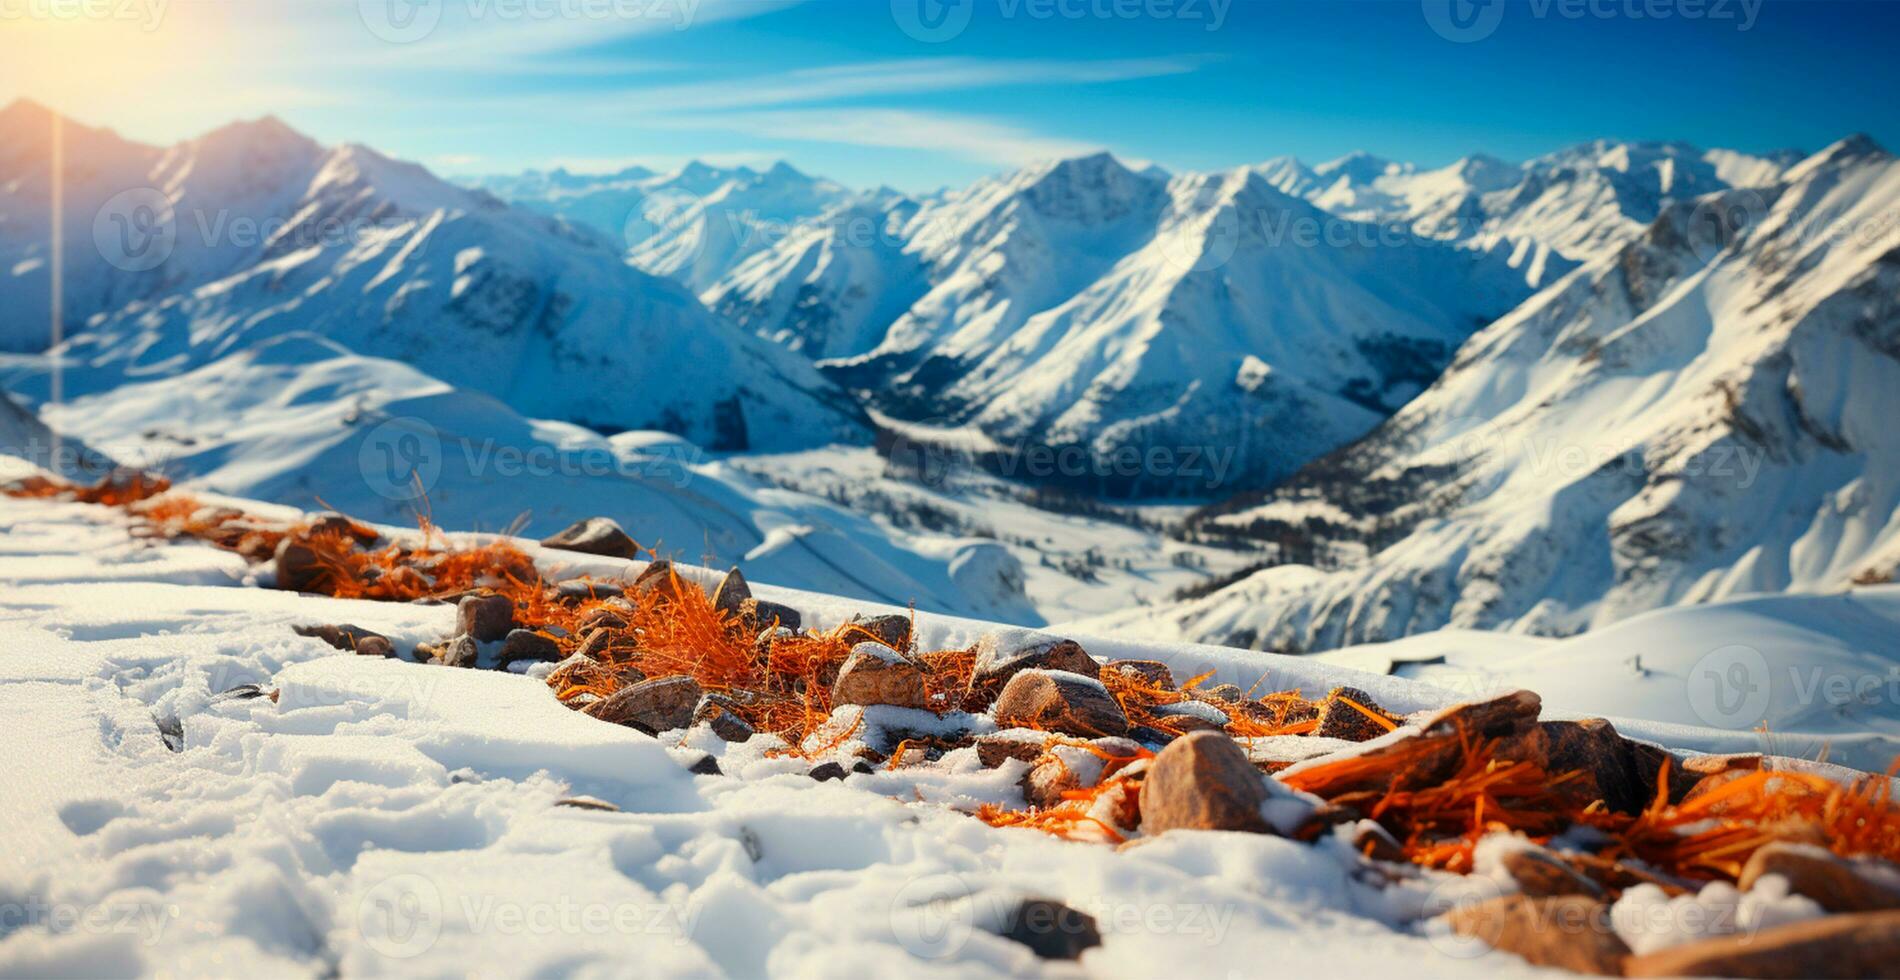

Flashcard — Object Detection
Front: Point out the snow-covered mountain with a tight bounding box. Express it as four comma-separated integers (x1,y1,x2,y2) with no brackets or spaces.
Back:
0,103,868,451
719,152,1536,494
1090,135,1900,652
470,160,858,293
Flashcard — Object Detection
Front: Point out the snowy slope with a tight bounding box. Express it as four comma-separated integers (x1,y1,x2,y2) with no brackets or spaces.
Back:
1107,136,1900,651
0,104,868,451
12,333,1034,624
472,160,858,293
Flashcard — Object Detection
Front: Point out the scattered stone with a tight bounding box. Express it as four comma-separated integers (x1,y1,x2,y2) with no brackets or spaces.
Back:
740,598,802,633
292,623,388,653
1138,730,1272,835
1151,700,1229,734
687,754,722,776
711,567,751,618
1624,909,1900,978
831,642,928,710
440,635,480,669
273,539,329,593
1104,659,1174,689
546,654,615,692
1314,686,1400,742
1540,718,1694,815
809,761,847,782
969,633,1100,705
1500,845,1606,900
555,796,619,812
584,675,702,733
632,559,686,602
1022,737,1142,808
992,670,1128,738
1738,843,1900,913
564,692,603,709
1350,821,1406,862
692,694,756,743
975,731,1052,769
849,613,912,653
1203,683,1246,702
576,608,629,633
540,516,639,559
993,898,1102,960
456,594,515,642
498,629,562,664
153,714,184,752
356,635,395,658
308,512,380,545
1446,895,1627,976
211,683,270,703
555,579,624,601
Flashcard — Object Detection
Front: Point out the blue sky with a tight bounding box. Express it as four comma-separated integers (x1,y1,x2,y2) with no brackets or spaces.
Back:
6,0,1897,190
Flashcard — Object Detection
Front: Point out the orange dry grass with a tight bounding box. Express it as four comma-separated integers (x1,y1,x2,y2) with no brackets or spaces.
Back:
976,737,1153,843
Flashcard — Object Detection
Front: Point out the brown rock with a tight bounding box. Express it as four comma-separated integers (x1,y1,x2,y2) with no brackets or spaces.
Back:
273,539,331,593
292,623,386,652
540,516,640,559
1500,845,1606,900
1203,683,1246,702
1314,686,1400,742
711,567,751,618
554,796,619,812
831,642,928,709
992,670,1128,738
355,635,395,658
740,598,802,632
1447,895,1627,976
848,613,912,653
498,629,562,664
632,559,685,602
1023,737,1140,807
440,634,480,669
1541,717,1694,815
554,579,624,601
969,633,1100,705
1138,730,1272,835
1623,910,1900,978
1150,701,1228,734
692,693,756,743
975,731,1052,769
1739,843,1900,913
1104,659,1174,689
584,675,702,733
546,653,615,692
576,608,629,633
456,594,515,642
994,898,1102,960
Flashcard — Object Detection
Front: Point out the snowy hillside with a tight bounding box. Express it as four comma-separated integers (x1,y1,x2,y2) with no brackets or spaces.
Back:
1103,136,1900,652
471,160,858,293
0,103,867,451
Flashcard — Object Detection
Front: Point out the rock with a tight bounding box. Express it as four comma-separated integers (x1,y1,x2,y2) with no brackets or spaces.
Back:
687,754,722,776
969,633,1100,705
632,559,686,602
546,654,615,692
440,635,480,669
1623,909,1900,978
555,579,624,601
576,626,637,661
1447,895,1627,976
1313,686,1399,742
273,539,330,593
692,694,756,743
1022,737,1142,807
540,517,639,559
831,642,928,710
1138,730,1273,835
456,594,515,642
851,759,876,775
994,898,1102,960
576,608,629,633
1282,691,1544,802
740,598,802,632
583,675,702,733
498,629,562,664
848,613,912,653
308,512,380,545
355,635,395,658
1104,659,1174,689
1738,843,1900,913
1204,683,1246,702
975,731,1052,769
211,683,270,703
711,567,751,618
809,762,847,782
1150,700,1229,734
292,623,387,652
1541,718,1693,815
1500,845,1606,900
992,670,1128,738
1350,821,1406,862
554,796,619,812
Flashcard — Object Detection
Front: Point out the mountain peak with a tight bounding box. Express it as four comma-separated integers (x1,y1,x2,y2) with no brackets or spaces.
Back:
1315,150,1395,183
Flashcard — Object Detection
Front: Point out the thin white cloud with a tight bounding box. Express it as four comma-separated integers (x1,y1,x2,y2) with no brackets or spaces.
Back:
649,108,1105,167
